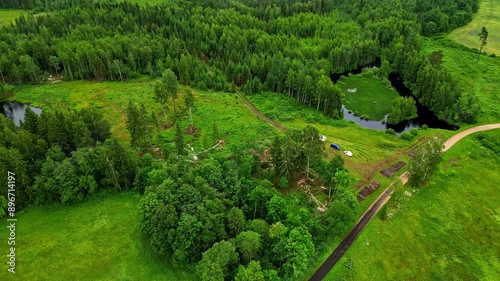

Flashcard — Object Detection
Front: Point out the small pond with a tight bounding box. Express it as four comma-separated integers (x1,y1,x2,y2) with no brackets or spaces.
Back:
0,102,42,126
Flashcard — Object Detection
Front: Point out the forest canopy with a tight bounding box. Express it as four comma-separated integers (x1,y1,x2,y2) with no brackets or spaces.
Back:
0,0,481,124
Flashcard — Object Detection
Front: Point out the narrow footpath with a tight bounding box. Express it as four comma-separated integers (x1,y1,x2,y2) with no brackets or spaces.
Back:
309,123,500,281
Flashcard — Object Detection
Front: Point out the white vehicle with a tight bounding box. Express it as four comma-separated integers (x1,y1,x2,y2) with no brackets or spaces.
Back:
344,150,353,157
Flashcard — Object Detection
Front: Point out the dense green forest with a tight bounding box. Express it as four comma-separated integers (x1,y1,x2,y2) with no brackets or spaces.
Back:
0,0,487,280
0,105,357,279
0,0,481,123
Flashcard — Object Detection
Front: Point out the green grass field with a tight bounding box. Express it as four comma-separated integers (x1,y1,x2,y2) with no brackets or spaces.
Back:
10,78,274,147
0,9,25,27
448,0,500,55
423,37,500,123
0,192,195,281
326,130,500,280
337,75,399,120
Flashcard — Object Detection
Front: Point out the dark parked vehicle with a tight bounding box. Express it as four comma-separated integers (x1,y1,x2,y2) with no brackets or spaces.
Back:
330,143,340,150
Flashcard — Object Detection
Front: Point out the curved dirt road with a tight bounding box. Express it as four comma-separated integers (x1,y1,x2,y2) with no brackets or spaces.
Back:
309,123,500,281
443,123,500,152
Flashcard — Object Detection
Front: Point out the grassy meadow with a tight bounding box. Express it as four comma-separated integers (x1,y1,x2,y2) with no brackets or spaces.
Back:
0,9,25,27
0,192,195,281
326,130,500,281
448,0,500,55
337,75,399,121
422,36,500,124
10,78,274,148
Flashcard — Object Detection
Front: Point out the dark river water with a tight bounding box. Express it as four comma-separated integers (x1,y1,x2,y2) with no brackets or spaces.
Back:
0,102,42,126
331,60,459,133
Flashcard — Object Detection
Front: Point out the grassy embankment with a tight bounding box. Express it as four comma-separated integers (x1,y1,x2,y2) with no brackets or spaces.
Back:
0,9,25,27
0,192,195,281
448,0,500,55
327,130,500,280
337,75,399,121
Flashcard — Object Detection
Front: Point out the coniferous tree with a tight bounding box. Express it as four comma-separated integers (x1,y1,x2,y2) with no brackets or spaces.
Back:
477,27,488,63
163,69,179,115
175,123,186,155
21,107,39,135
126,101,141,147
139,103,152,148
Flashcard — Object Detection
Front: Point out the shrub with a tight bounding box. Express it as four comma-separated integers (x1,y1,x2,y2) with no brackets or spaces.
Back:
385,128,396,135
421,124,428,130
410,128,418,136
361,67,377,77
305,114,319,123
400,132,413,141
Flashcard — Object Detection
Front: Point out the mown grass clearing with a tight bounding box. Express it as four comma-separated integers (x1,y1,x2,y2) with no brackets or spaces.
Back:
0,9,25,26
448,0,500,55
0,192,195,281
337,75,399,120
423,37,500,123
326,130,500,280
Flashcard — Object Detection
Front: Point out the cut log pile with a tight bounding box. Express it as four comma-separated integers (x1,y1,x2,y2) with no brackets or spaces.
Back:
357,181,381,201
380,161,406,177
